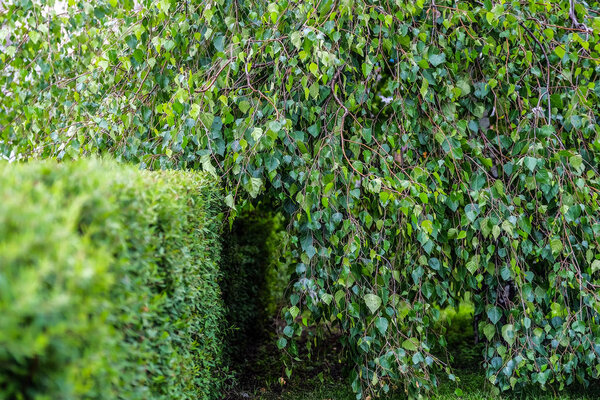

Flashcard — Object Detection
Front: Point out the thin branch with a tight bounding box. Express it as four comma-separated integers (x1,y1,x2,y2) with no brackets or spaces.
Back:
569,0,592,35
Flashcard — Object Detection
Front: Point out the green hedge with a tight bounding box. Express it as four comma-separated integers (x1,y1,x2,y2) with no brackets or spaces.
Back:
220,209,290,366
0,159,225,399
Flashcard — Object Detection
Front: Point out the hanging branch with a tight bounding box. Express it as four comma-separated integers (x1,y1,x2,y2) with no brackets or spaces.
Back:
569,0,592,34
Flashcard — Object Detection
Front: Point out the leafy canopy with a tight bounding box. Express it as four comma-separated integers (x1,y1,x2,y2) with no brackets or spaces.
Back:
3,0,600,397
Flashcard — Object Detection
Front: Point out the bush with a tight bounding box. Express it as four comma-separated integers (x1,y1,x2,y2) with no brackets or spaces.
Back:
0,159,225,399
220,208,291,365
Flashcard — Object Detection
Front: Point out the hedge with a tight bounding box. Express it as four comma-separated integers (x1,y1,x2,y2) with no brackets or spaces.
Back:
220,208,290,366
0,159,225,399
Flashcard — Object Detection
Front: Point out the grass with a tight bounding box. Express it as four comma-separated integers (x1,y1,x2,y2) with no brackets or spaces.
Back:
267,370,600,400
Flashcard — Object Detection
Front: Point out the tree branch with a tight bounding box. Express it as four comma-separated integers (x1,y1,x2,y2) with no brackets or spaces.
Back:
569,0,592,34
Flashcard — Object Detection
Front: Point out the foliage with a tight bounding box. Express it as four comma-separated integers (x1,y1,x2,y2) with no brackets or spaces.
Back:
264,213,294,317
3,0,600,397
0,159,225,399
433,300,484,370
228,313,600,400
220,207,290,366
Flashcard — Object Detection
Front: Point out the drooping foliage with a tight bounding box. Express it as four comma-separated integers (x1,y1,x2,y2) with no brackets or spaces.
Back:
3,0,600,397
0,159,225,399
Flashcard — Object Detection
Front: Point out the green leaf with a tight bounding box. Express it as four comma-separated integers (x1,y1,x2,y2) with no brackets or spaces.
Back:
565,205,581,223
269,120,282,133
291,31,302,49
283,325,294,337
402,338,419,351
429,53,446,67
480,217,491,237
538,371,549,385
524,157,538,173
570,155,584,174
244,177,263,198
456,79,471,96
251,127,263,142
465,204,480,223
421,219,433,234
487,306,502,325
224,193,235,209
200,112,215,129
266,155,280,172
309,81,320,99
277,337,287,349
132,49,144,63
362,62,373,77
501,324,515,346
289,306,300,319
572,320,586,334
492,225,501,240
321,293,333,306
190,104,201,118
422,281,434,299
466,255,479,274
420,79,429,97
483,323,496,341
335,290,345,307
238,100,251,114
550,237,563,255
213,34,225,52
375,317,389,335
501,220,514,236
364,293,382,314
200,154,217,178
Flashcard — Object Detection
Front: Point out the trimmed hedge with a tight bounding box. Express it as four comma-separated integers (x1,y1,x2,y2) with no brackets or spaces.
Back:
220,209,289,365
0,159,225,399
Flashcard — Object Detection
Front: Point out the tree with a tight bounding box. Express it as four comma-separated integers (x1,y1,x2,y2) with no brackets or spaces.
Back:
2,0,600,396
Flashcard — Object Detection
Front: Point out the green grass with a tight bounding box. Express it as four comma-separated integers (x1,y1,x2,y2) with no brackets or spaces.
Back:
263,370,600,400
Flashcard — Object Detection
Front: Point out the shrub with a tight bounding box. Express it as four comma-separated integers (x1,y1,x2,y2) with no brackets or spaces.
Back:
220,207,291,365
0,159,225,399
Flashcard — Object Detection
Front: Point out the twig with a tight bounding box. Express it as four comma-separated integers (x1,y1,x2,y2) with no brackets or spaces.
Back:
195,59,233,93
519,21,552,124
569,0,592,36
330,66,365,176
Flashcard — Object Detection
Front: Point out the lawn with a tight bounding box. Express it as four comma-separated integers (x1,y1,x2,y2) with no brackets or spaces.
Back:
268,370,600,400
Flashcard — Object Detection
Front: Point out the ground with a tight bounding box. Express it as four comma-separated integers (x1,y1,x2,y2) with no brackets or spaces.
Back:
225,303,600,400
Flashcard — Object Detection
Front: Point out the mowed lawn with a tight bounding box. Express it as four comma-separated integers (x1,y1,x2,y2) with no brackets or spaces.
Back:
267,370,600,400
